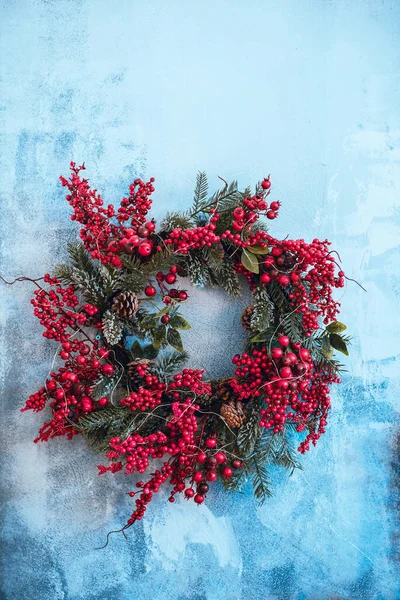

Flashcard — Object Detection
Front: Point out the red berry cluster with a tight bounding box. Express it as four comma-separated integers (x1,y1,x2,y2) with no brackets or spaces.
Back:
21,387,47,413
257,236,342,331
168,369,212,400
21,323,115,442
231,335,339,449
164,211,220,253
144,264,189,304
229,181,280,234
60,163,156,268
31,274,85,341
121,377,166,412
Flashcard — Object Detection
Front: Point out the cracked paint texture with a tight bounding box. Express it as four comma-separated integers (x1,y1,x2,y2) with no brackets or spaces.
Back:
0,1,399,599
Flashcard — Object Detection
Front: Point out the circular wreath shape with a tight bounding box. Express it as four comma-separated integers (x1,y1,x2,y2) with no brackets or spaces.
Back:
19,163,351,542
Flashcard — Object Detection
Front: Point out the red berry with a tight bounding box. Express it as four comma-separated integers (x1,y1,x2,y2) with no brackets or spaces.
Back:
161,315,170,323
271,347,283,360
214,452,226,464
232,220,243,231
222,467,233,478
233,207,245,219
197,452,207,463
279,366,292,379
165,273,177,284
46,380,57,391
98,397,108,406
257,200,268,211
278,335,290,347
145,285,157,297
138,226,149,238
194,494,205,504
205,438,217,449
299,348,310,361
266,210,276,219
185,488,195,498
206,471,217,482
261,178,271,190
178,291,188,300
232,459,243,469
193,471,204,482
102,364,114,376
138,242,152,257
260,273,271,285
129,235,141,247
279,275,290,286
270,201,280,211
145,221,156,232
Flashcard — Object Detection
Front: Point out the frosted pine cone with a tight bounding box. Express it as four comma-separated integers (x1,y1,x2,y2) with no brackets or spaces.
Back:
241,305,255,330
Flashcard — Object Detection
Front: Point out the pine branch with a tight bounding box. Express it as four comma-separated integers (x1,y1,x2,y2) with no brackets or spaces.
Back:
251,285,274,331
79,406,130,432
236,399,263,455
217,254,242,298
192,171,209,213
250,460,272,505
91,371,121,400
153,350,189,380
160,212,193,232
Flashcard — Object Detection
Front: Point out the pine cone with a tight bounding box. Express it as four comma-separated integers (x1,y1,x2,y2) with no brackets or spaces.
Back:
241,305,255,330
127,359,151,390
220,400,246,428
112,291,139,319
214,377,234,402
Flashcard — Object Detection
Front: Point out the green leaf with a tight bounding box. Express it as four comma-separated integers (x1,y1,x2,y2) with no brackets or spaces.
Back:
167,328,184,352
155,306,170,317
247,244,270,255
169,315,191,330
326,321,347,334
153,324,167,348
241,249,259,274
250,331,272,343
130,340,143,358
329,333,349,356
140,314,160,329
142,344,159,359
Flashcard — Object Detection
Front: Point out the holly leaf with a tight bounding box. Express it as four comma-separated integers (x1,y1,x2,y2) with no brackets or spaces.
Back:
142,344,159,359
241,249,259,274
250,331,272,343
155,306,170,317
167,328,184,352
169,315,191,330
329,333,349,356
130,340,143,359
140,314,160,329
247,245,270,255
153,324,167,348
326,321,347,334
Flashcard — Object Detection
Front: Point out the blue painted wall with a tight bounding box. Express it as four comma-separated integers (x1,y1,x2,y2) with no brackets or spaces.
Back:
1,1,399,598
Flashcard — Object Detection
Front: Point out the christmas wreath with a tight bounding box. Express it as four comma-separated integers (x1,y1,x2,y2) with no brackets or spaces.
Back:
15,162,353,543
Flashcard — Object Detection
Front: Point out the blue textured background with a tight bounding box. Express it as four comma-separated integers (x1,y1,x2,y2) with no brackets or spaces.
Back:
1,1,400,599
